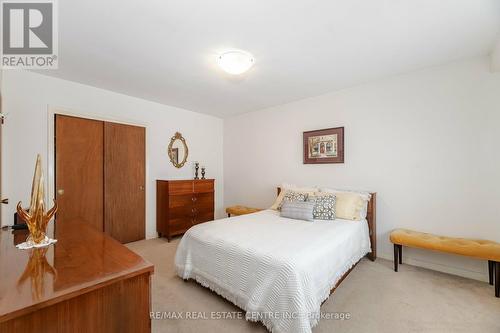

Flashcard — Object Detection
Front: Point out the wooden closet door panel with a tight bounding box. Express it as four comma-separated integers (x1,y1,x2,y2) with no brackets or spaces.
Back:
104,122,145,243
55,115,104,230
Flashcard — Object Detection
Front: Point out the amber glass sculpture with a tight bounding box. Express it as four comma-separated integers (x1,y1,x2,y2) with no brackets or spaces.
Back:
16,155,58,245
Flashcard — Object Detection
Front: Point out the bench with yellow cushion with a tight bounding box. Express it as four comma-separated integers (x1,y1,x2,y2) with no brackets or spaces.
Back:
390,228,500,297
225,205,262,217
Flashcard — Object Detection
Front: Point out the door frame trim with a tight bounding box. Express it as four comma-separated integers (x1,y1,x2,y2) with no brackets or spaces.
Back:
47,106,148,232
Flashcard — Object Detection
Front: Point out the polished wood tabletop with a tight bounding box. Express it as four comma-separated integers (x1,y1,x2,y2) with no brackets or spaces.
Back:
0,221,154,323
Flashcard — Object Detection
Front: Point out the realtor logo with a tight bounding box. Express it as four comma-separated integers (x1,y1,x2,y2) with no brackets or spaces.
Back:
1,0,58,69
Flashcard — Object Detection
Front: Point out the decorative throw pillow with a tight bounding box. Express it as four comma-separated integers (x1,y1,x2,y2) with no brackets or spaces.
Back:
280,201,315,222
270,184,318,210
309,194,336,220
277,190,308,210
321,189,369,221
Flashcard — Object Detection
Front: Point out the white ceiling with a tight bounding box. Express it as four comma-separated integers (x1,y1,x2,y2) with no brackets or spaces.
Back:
43,0,500,118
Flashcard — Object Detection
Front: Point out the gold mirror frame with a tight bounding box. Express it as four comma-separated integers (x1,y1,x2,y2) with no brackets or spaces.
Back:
168,132,189,168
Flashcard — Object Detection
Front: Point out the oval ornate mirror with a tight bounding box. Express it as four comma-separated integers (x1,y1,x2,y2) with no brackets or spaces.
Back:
168,132,189,168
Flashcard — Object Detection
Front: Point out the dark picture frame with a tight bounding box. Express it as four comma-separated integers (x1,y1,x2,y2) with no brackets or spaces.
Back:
303,127,344,164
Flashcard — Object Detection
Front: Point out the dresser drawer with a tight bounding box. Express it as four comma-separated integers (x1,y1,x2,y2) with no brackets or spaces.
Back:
194,193,214,210
169,194,195,208
169,206,194,219
194,180,214,193
168,181,193,195
194,210,214,224
169,217,193,235
157,179,215,241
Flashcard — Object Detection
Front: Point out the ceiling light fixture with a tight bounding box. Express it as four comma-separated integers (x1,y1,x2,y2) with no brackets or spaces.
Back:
217,51,254,75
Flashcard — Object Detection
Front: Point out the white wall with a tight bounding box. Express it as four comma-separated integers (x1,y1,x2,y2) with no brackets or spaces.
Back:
1,70,224,239
492,37,500,72
224,57,500,281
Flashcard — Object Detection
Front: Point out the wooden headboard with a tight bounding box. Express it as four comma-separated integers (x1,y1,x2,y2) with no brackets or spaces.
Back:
277,187,377,261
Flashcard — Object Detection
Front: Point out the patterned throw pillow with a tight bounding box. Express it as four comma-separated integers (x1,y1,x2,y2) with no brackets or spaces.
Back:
277,190,308,210
310,194,336,220
280,201,315,222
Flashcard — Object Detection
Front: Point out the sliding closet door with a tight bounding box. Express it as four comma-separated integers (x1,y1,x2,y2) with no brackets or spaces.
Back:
55,115,104,230
104,122,145,243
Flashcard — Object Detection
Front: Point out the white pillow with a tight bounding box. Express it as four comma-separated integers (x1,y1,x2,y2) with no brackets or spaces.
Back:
320,188,371,220
281,183,318,193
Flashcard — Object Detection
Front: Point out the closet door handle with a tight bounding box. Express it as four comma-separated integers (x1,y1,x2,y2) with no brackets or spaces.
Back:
139,185,145,191
57,189,65,195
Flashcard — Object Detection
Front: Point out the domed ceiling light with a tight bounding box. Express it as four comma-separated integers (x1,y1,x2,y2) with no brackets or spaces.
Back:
217,50,254,75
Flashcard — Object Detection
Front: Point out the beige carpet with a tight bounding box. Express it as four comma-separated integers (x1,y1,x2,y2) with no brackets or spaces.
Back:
127,238,500,333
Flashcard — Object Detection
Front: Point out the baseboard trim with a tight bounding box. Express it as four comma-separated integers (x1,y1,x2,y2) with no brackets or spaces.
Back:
378,252,488,283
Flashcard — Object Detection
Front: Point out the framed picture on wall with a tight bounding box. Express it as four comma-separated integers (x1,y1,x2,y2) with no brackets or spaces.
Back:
303,127,344,164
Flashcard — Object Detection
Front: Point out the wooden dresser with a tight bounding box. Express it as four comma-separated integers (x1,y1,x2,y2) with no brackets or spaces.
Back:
0,221,153,332
156,179,215,241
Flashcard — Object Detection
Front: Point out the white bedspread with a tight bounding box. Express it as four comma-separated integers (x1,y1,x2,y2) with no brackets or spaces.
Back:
175,210,371,333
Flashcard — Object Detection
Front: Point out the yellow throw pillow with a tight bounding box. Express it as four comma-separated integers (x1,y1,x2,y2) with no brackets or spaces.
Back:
334,192,367,221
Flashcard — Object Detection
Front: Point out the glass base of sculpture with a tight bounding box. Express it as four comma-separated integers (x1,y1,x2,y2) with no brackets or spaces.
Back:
16,235,58,250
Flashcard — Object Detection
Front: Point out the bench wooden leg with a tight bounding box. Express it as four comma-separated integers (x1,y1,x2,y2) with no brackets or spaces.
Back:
393,244,399,272
398,244,402,264
488,260,494,286
496,261,499,298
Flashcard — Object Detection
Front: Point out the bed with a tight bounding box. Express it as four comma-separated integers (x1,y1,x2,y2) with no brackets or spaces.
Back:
175,190,376,333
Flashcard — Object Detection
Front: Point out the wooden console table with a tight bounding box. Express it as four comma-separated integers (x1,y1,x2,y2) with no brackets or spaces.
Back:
0,220,154,332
